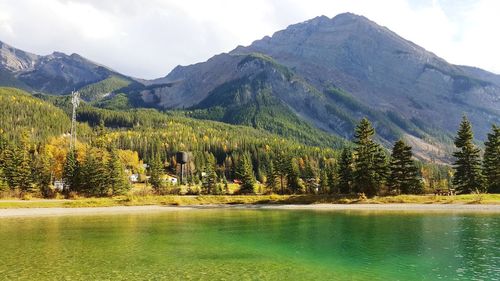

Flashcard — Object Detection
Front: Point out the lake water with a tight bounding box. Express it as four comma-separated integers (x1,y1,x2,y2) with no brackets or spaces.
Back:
0,208,498,280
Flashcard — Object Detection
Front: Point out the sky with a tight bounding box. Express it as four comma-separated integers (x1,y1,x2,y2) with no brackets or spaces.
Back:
0,0,498,79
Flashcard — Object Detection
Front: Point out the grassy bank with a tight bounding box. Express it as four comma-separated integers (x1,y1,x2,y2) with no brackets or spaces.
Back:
0,194,499,209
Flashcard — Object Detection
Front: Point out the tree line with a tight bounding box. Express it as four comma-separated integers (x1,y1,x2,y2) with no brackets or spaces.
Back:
0,87,498,197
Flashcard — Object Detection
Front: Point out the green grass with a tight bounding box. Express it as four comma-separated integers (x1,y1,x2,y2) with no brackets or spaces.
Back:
1,194,498,209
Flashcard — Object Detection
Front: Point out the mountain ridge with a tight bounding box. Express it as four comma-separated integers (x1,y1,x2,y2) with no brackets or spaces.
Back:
1,13,499,162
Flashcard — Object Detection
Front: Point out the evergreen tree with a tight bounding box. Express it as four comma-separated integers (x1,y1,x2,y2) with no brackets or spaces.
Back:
319,170,329,194
388,140,422,194
266,161,277,192
201,153,218,194
483,124,500,193
373,145,389,190
338,147,354,194
80,150,108,196
107,148,131,195
2,142,32,191
452,116,484,193
273,151,290,194
287,158,304,193
236,153,255,194
34,152,53,197
327,166,337,194
149,154,163,192
352,118,385,197
63,149,79,193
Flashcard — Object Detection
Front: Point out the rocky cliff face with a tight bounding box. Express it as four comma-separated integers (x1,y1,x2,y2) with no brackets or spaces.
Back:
0,41,125,94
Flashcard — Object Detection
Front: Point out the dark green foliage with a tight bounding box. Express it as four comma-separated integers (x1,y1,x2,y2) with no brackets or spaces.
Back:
452,116,484,193
319,170,329,194
33,152,53,197
272,151,291,194
388,140,422,194
287,158,304,194
63,150,78,193
0,87,70,142
236,153,255,194
353,118,388,197
107,148,131,195
78,75,131,101
201,153,218,194
149,154,163,192
2,138,32,191
79,149,109,196
483,125,500,193
93,93,132,110
338,147,354,194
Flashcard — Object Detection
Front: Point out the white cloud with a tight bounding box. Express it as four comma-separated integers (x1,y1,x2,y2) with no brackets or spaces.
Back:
0,0,498,78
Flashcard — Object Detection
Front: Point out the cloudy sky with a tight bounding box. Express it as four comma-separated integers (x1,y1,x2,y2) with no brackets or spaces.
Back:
0,0,498,79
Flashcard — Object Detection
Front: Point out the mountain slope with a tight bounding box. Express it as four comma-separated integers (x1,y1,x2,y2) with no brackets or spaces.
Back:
138,13,499,161
232,13,500,139
0,40,134,97
0,87,70,141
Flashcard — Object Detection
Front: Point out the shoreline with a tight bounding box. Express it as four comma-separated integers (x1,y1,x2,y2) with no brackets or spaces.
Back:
1,203,500,218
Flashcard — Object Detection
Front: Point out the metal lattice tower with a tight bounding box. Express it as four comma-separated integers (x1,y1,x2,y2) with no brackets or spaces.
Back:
70,91,80,150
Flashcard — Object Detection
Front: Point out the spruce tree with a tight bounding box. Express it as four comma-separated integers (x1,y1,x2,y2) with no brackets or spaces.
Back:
353,118,386,197
273,151,290,194
327,166,337,194
236,153,255,194
149,154,163,192
319,170,329,194
452,116,484,193
201,153,218,194
266,161,277,192
338,147,354,194
2,142,32,191
107,149,131,195
388,140,422,194
63,149,79,193
80,150,108,196
483,124,499,193
34,152,53,197
287,158,303,193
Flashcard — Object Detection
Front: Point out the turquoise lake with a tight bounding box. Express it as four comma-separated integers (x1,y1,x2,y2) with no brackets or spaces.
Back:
0,209,498,280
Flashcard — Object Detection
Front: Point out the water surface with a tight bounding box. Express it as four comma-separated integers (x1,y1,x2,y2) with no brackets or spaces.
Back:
0,209,498,280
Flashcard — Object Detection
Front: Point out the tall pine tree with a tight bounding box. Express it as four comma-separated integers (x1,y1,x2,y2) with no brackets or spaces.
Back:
388,140,422,194
338,147,354,194
63,149,79,193
149,154,164,192
236,153,255,194
353,118,386,197
483,124,499,193
452,116,484,193
107,148,131,195
201,153,218,194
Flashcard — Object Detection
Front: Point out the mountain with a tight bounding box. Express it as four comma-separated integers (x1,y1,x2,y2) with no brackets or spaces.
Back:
1,13,499,162
0,41,134,98
133,13,500,161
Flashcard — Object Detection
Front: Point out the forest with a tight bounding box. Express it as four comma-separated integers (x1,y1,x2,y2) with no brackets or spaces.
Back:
0,87,498,198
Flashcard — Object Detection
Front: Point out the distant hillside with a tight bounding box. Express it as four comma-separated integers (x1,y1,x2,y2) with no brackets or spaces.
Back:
0,41,135,96
0,87,70,141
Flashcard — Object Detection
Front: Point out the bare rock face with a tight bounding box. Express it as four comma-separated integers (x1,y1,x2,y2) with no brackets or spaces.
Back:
231,13,500,139
0,41,120,94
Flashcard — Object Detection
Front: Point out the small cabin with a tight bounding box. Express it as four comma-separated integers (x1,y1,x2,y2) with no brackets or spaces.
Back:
54,180,64,191
129,174,139,182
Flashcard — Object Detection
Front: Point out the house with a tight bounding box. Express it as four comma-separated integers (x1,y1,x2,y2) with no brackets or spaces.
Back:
129,174,139,183
54,180,64,191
